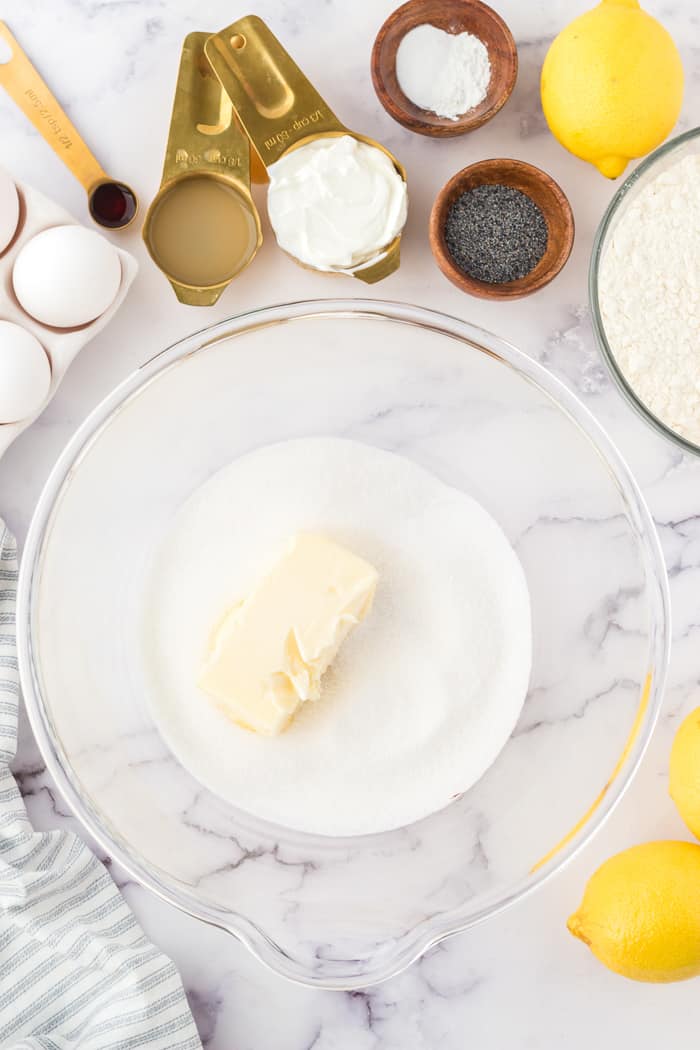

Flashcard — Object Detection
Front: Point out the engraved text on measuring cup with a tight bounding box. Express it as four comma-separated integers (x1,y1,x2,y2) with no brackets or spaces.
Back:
174,148,242,168
263,108,326,152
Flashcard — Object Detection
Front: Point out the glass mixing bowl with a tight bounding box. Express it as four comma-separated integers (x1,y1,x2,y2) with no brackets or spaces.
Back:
590,126,700,456
17,300,670,989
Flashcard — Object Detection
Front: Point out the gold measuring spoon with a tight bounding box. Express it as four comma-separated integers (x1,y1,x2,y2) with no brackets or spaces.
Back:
205,16,407,284
0,21,137,229
143,32,262,306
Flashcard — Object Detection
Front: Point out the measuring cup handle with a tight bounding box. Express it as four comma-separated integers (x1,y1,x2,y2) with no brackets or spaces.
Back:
158,31,252,189
0,21,107,192
205,16,346,168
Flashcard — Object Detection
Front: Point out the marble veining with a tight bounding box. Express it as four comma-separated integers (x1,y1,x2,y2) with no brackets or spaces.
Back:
2,0,700,1047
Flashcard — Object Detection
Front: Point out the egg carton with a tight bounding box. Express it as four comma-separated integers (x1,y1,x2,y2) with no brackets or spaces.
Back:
0,175,137,460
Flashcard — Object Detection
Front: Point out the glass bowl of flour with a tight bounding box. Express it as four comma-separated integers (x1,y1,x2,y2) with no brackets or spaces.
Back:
18,300,669,988
591,126,700,454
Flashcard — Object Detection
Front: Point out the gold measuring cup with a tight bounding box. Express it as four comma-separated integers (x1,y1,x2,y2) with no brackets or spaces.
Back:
143,32,262,306
205,16,407,284
0,21,138,229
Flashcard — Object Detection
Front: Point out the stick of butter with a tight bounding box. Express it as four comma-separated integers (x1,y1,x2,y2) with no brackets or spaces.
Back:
198,533,378,735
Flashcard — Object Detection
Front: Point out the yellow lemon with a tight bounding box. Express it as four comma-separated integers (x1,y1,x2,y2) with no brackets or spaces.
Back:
670,707,700,839
541,0,683,178
567,841,700,982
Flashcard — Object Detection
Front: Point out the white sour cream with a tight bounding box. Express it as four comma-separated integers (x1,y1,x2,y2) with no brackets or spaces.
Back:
266,135,408,272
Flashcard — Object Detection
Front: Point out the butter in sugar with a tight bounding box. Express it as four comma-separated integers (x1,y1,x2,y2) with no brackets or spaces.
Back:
0,172,137,460
198,533,378,736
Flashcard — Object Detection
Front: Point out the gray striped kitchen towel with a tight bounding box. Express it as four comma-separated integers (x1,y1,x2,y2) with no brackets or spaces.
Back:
0,521,202,1048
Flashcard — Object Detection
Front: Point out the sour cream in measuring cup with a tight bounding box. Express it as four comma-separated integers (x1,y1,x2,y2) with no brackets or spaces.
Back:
266,134,408,273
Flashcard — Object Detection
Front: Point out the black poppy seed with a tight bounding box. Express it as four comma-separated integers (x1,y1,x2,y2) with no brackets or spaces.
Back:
444,183,548,284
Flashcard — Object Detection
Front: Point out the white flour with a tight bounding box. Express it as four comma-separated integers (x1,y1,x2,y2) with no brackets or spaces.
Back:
396,24,491,120
599,153,700,445
142,438,531,837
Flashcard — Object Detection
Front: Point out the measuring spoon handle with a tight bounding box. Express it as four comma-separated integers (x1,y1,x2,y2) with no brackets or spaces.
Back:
0,21,106,192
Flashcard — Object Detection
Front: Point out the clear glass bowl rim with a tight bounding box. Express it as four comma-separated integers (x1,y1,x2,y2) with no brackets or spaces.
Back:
589,125,700,457
17,298,671,989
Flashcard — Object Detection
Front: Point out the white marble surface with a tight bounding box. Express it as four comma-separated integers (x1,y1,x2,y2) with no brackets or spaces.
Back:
1,0,699,1045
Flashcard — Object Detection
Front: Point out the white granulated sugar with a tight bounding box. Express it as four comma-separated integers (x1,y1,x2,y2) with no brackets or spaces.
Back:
599,153,700,445
396,24,491,120
142,438,531,837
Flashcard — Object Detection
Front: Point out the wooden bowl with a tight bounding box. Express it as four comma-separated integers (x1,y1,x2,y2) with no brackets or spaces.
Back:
429,159,575,300
371,0,517,137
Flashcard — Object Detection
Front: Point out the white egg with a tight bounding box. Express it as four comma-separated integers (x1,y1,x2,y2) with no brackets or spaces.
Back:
0,321,51,423
13,225,121,328
0,170,20,254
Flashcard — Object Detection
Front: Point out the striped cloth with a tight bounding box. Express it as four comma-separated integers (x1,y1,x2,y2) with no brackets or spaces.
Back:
0,522,202,1049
